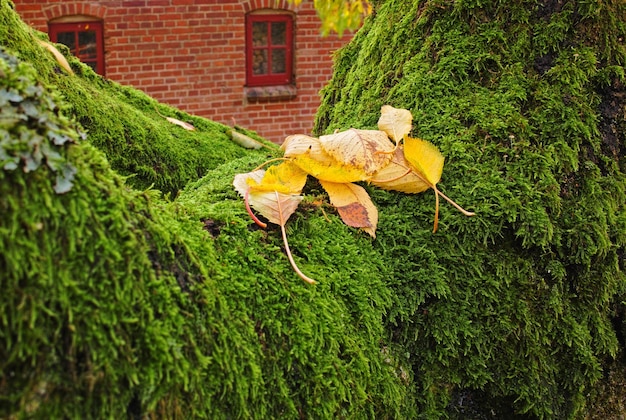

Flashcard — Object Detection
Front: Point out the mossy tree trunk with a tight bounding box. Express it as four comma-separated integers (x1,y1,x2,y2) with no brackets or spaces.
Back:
315,0,626,417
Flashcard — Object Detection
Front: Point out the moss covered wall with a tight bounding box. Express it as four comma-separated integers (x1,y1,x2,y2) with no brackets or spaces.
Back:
2,0,626,418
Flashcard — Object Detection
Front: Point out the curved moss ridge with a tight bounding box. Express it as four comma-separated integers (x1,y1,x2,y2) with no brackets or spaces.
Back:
0,49,414,418
0,45,217,418
317,0,626,417
0,0,272,195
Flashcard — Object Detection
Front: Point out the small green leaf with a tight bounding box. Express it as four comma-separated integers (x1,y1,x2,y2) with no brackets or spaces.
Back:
53,164,77,194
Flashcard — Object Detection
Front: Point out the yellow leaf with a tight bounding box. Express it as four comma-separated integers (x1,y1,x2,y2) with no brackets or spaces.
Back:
319,180,378,238
370,147,430,194
282,134,371,183
377,105,413,144
154,106,195,130
319,128,395,176
312,0,370,36
165,116,195,131
403,136,444,186
36,39,73,75
228,130,264,149
233,169,265,196
233,170,303,224
400,137,475,232
248,161,308,194
248,188,303,227
233,170,315,284
401,137,444,232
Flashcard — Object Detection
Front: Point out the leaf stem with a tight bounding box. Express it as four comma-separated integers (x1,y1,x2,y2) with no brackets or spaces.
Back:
432,186,439,233
244,187,267,228
252,157,288,172
435,188,476,217
409,169,476,217
276,191,316,284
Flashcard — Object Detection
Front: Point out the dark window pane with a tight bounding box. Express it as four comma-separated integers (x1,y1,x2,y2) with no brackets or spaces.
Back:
271,22,286,45
78,31,97,60
272,49,286,73
57,32,76,52
253,49,268,74
252,22,267,46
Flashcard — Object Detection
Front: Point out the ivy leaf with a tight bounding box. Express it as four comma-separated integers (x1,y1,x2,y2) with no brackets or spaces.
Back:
319,180,378,238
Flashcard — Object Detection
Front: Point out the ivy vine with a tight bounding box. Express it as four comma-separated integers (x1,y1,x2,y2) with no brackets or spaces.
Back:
0,47,83,193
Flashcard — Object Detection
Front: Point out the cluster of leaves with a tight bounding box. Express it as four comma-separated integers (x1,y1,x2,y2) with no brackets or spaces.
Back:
0,47,82,193
234,106,474,283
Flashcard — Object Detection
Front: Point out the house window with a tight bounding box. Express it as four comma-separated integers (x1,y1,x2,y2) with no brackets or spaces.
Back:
246,13,293,87
49,21,105,75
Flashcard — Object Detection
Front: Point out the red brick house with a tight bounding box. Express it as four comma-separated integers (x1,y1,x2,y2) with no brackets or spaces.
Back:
12,0,353,143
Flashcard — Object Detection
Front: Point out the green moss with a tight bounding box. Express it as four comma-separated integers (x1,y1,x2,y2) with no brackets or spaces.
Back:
3,0,626,417
317,0,626,417
1,46,221,417
173,159,415,418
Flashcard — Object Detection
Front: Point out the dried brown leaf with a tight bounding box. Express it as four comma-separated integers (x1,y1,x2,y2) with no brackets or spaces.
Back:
318,128,395,177
319,180,378,238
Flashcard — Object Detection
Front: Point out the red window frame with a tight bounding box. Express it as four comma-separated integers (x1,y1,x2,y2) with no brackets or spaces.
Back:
49,21,105,76
245,14,293,87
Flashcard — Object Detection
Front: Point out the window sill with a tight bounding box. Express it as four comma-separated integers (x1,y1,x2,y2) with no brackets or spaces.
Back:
244,84,297,102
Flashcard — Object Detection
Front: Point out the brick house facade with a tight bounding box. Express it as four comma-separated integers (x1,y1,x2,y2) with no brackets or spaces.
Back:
12,0,352,143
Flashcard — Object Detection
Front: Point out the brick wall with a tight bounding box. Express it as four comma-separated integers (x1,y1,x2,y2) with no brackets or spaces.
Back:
12,0,352,143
